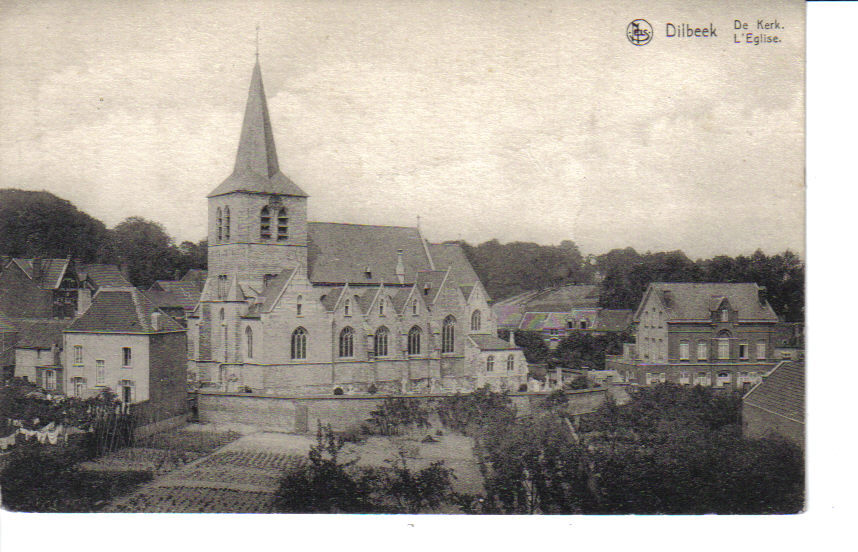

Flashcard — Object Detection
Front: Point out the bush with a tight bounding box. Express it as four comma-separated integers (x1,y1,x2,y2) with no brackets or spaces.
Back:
366,398,431,436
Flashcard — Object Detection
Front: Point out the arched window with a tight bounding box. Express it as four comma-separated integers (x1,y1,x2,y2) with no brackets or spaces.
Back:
343,299,350,316
486,355,494,372
216,208,223,242
507,354,515,371
260,206,271,239
277,207,288,241
296,295,303,316
442,316,456,353
374,327,389,357
471,310,481,331
408,326,421,355
291,327,307,360
224,206,231,241
245,327,253,359
220,309,227,362
717,330,731,360
339,327,354,358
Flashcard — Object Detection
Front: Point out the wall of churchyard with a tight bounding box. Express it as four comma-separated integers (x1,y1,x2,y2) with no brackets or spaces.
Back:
196,387,609,433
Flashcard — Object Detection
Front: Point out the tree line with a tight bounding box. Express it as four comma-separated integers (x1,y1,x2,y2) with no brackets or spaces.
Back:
0,189,205,288
459,240,804,322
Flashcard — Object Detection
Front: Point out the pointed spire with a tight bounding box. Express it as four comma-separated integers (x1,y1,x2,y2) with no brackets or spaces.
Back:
208,58,307,198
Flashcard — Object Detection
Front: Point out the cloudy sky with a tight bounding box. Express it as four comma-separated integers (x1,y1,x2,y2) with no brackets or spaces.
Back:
0,0,804,258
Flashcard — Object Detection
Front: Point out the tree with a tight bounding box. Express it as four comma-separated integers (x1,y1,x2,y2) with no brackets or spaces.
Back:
108,217,181,287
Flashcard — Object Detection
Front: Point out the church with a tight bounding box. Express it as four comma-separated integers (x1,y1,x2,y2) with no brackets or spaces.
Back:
187,59,527,396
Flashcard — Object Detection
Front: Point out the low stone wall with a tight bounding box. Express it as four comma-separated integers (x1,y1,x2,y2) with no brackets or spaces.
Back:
196,388,608,434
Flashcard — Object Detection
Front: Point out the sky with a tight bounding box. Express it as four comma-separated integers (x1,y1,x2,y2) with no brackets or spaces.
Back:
0,0,804,259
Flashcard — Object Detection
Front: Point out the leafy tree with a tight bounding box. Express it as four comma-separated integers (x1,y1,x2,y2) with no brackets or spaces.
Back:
366,397,431,436
434,386,517,437
107,217,183,287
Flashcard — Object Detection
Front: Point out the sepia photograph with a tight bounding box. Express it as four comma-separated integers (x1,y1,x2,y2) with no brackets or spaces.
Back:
0,0,817,528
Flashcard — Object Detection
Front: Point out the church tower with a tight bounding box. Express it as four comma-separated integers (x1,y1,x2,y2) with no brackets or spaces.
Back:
206,59,308,283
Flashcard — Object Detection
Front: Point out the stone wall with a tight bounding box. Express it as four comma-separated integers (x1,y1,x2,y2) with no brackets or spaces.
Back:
196,387,609,433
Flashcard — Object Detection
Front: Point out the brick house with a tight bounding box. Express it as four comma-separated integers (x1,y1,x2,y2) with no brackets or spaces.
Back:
742,360,804,448
606,282,779,390
186,59,526,395
63,287,187,424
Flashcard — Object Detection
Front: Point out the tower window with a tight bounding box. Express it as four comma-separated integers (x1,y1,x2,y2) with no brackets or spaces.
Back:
224,206,231,241
216,208,223,243
277,208,288,241
260,206,271,239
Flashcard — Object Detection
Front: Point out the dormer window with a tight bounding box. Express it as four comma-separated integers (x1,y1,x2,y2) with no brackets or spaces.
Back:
260,206,271,239
720,308,729,322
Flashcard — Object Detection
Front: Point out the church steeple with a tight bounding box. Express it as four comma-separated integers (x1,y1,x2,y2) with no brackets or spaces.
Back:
208,60,307,198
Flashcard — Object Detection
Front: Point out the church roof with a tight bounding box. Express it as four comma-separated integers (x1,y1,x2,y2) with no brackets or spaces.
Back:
307,223,434,285
320,287,345,312
208,61,307,199
428,244,482,294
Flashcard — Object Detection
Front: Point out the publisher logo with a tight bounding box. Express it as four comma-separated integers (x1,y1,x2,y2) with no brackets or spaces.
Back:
627,19,653,46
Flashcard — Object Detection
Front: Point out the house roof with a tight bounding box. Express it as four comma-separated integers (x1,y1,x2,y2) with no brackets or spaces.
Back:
594,309,634,332
468,334,519,351
518,312,569,331
208,61,307,199
141,290,189,311
526,284,600,311
637,282,779,322
307,223,434,284
150,280,202,310
76,263,130,288
67,288,184,333
14,320,71,349
494,304,525,328
11,258,71,290
743,361,804,423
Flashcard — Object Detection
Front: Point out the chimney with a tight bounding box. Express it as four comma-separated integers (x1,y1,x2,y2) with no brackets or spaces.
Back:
151,311,163,331
395,249,405,284
758,286,768,305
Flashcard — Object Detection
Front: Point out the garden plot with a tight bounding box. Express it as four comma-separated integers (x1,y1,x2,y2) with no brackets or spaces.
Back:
105,485,275,513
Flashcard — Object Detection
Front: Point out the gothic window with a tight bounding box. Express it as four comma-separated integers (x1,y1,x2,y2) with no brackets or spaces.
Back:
245,327,253,359
374,327,389,357
339,327,354,358
486,355,494,372
442,316,456,353
408,326,421,355
291,327,307,360
224,206,231,240
470,310,481,331
296,295,303,316
507,354,515,371
412,299,419,315
260,206,271,239
216,208,223,242
277,207,288,241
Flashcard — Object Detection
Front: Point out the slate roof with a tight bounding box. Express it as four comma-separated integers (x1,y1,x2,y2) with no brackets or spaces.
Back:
141,290,189,310
468,334,519,351
150,280,202,310
74,263,128,288
428,244,481,292
594,309,634,332
307,223,434,284
67,288,184,333
181,269,208,286
414,271,447,305
526,285,600,311
391,287,413,314
744,361,804,423
320,287,345,312
638,282,779,322
208,61,307,199
357,287,380,313
495,304,525,329
260,268,296,312
0,310,16,333
14,320,71,349
11,258,70,290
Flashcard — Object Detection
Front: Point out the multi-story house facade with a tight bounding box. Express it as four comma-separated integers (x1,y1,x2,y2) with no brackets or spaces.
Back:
606,282,779,391
186,59,527,395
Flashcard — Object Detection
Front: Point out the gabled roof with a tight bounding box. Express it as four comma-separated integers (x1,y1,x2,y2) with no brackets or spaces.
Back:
390,286,413,314
320,287,345,312
518,312,569,331
494,304,525,329
76,263,130,288
150,280,202,310
636,283,779,322
526,284,600,311
11,258,71,290
260,268,296,312
67,288,184,333
414,270,447,305
208,61,307,199
427,243,481,294
593,309,634,332
357,286,381,314
14,320,71,349
744,361,804,424
468,334,519,352
460,285,474,302
181,269,208,285
141,290,189,311
307,223,434,284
